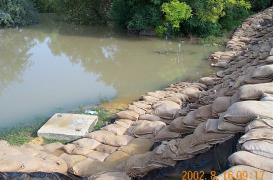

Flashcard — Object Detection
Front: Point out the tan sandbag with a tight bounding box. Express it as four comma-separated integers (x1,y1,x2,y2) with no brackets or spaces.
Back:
212,96,232,115
154,126,181,142
147,91,166,99
128,105,146,115
252,64,273,79
205,119,220,133
193,123,234,146
169,116,195,133
239,128,273,144
238,82,273,100
194,105,212,120
133,101,151,110
105,151,130,163
71,138,101,155
142,96,159,103
131,120,166,136
43,142,64,156
115,119,134,128
165,96,183,105
124,152,158,177
245,118,273,132
86,130,134,147
63,144,76,154
118,138,153,155
60,153,87,169
86,150,110,162
89,171,130,180
217,117,245,133
0,158,23,172
217,165,273,180
200,77,221,86
95,144,118,154
241,140,273,159
116,111,139,121
153,101,180,119
223,101,273,125
139,114,161,121
228,151,273,172
183,111,204,127
102,124,128,135
71,158,119,177
182,86,201,101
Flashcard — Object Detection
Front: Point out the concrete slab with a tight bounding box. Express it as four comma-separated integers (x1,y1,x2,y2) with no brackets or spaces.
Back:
38,113,98,141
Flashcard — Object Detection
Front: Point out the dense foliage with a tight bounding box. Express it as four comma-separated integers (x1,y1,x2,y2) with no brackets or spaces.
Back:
0,0,38,27
0,0,272,37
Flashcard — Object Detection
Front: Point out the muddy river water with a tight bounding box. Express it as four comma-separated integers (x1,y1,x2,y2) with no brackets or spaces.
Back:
0,17,220,128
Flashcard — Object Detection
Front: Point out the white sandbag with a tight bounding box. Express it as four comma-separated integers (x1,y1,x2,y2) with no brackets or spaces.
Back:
238,82,273,100
116,111,139,121
228,151,273,172
86,130,134,147
245,118,273,132
153,101,180,119
261,93,273,101
241,140,273,159
239,128,273,144
252,64,273,79
223,101,273,125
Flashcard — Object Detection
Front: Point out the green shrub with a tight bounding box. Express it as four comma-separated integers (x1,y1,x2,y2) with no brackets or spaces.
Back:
31,0,60,13
0,0,38,27
250,0,271,11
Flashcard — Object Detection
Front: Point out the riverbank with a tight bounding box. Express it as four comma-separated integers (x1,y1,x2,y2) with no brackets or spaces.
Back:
1,7,273,179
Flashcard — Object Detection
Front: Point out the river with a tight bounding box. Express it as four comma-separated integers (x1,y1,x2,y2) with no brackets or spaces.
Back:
0,16,220,129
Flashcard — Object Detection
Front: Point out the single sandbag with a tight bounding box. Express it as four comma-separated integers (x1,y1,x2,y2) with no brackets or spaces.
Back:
105,151,130,163
183,111,204,127
102,124,128,135
86,150,110,162
154,126,181,142
133,102,151,111
89,171,130,180
228,151,273,172
115,119,134,128
86,130,134,147
153,101,180,119
131,120,166,136
128,105,146,115
60,153,87,169
212,96,232,114
139,114,162,121
252,64,273,79
194,105,213,120
169,116,195,133
116,111,139,121
238,82,273,100
217,117,245,133
95,144,118,154
118,138,153,155
217,165,273,180
239,128,273,144
245,118,273,132
261,93,273,101
71,138,101,155
182,87,201,101
71,158,117,177
223,101,273,125
241,140,273,159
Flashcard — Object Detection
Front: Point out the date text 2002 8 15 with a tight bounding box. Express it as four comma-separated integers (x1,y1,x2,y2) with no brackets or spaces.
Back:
181,170,265,180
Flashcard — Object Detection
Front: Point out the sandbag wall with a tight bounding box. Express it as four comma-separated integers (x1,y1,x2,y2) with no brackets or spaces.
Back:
1,6,273,180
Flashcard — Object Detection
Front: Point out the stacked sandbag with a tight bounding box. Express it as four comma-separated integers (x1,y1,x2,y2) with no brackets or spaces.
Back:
0,140,67,174
89,171,130,180
238,82,273,100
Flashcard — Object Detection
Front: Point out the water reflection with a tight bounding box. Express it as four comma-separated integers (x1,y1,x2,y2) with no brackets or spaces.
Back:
0,16,219,128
